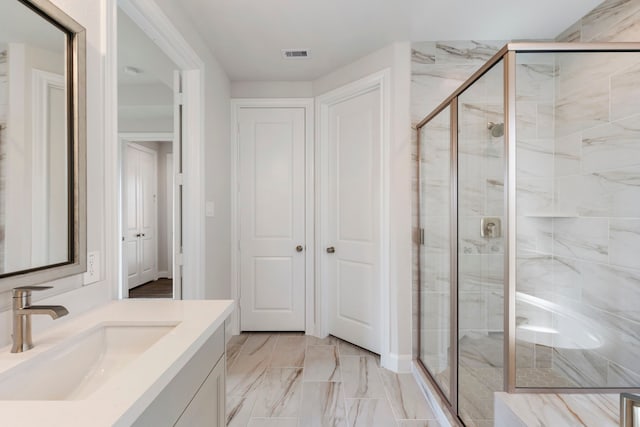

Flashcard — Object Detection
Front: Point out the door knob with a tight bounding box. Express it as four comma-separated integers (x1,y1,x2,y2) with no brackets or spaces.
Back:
296,245,304,252
326,246,335,254
135,233,142,237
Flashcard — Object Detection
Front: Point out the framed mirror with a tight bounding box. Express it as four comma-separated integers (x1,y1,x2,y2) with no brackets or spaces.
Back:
0,0,86,289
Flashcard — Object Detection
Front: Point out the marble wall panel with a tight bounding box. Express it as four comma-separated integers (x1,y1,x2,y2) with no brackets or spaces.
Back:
580,261,640,323
581,116,640,173
420,249,450,293
516,139,554,179
515,63,556,103
435,41,506,65
555,78,609,138
549,256,582,301
550,348,609,387
459,292,487,330
516,217,553,254
515,251,554,296
516,177,553,214
611,61,640,121
589,6,640,42
609,219,640,270
554,133,581,177
552,218,609,263
579,0,640,42
458,253,504,293
0,47,6,270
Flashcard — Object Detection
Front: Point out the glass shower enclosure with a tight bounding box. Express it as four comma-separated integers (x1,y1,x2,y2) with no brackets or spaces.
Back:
417,43,640,427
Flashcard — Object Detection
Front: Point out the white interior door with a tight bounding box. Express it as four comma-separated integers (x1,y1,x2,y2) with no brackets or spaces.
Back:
238,107,306,331
124,143,158,290
325,88,382,354
166,153,174,279
172,70,182,299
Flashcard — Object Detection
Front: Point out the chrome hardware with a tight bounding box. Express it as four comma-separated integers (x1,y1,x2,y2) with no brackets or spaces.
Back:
621,393,640,427
326,246,335,254
11,286,69,353
480,217,501,238
135,233,142,237
296,245,304,252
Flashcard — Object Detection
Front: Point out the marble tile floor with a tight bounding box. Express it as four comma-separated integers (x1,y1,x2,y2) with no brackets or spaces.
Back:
226,332,441,427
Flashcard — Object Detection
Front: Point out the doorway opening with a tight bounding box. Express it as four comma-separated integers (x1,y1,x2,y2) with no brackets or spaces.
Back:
116,5,180,299
106,0,206,301
120,136,174,299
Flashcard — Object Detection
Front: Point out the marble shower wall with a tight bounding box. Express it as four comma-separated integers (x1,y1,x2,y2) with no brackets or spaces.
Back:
412,40,505,360
556,0,640,43
515,0,640,388
514,48,640,388
0,46,6,270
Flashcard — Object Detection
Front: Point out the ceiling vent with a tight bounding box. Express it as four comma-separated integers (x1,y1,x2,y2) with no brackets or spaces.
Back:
281,49,310,59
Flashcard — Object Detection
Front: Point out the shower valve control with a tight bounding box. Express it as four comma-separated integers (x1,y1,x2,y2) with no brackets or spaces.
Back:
481,217,501,238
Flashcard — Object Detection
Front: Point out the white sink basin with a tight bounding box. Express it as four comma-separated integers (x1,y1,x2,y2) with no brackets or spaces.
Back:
0,323,175,400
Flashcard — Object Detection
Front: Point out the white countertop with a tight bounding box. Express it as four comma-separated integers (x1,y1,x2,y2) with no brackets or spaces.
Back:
0,299,234,427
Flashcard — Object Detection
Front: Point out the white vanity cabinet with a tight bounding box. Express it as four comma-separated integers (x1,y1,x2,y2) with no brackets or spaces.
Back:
175,355,225,426
132,326,226,427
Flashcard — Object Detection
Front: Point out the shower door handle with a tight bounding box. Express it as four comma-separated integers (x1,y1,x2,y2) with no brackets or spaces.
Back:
326,246,335,254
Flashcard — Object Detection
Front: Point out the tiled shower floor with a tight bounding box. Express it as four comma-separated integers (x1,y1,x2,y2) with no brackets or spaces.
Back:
226,332,441,427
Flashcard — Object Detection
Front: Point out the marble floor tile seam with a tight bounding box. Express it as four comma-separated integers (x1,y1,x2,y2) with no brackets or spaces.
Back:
227,334,440,426
299,381,401,427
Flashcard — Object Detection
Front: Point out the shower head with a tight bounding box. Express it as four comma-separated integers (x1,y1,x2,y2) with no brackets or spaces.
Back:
487,121,504,138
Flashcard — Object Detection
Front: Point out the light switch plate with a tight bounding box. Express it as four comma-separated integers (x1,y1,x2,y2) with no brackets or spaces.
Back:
206,201,215,217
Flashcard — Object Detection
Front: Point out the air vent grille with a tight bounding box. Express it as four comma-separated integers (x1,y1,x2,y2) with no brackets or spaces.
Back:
282,49,310,59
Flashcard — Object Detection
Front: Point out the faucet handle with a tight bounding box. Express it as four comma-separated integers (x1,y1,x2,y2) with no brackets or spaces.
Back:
12,286,53,298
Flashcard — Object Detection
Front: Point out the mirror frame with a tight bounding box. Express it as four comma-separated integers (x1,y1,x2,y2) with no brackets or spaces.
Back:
0,0,86,289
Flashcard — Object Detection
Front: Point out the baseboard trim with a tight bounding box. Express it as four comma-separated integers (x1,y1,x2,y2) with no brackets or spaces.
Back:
385,353,412,373
412,361,456,427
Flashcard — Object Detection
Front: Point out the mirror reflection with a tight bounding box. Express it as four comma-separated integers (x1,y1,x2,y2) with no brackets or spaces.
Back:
0,0,69,276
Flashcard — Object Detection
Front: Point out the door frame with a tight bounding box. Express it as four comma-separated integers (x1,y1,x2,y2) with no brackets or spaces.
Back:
105,0,206,299
119,133,171,297
230,98,315,335
315,70,391,367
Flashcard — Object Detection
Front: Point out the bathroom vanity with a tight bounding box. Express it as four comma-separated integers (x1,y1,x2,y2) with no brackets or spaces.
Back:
0,299,234,426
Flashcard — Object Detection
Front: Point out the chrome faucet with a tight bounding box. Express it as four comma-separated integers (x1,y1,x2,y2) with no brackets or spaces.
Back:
11,286,69,353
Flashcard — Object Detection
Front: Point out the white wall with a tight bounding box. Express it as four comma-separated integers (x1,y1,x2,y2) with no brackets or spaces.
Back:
0,0,111,347
152,0,232,299
0,0,233,346
313,42,413,370
231,81,313,98
118,82,173,133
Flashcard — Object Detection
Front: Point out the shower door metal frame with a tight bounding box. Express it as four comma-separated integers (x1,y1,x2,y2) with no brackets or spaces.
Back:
416,43,640,425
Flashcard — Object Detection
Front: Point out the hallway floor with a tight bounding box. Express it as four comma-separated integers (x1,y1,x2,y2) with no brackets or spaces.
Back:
129,278,173,298
226,332,440,427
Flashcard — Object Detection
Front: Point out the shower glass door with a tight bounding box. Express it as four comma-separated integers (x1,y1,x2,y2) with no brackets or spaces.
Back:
457,60,505,426
418,105,452,401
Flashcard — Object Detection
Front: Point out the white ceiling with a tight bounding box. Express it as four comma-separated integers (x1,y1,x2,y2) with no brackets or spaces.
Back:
118,8,176,124
181,0,603,82
0,0,65,53
118,8,177,87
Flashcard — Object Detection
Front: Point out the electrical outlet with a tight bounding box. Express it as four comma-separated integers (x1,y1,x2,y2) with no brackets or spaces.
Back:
84,251,100,285
206,201,215,217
